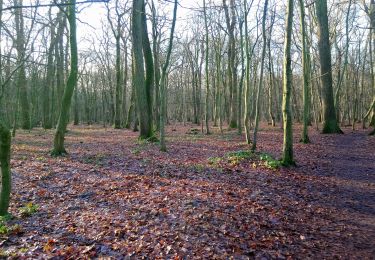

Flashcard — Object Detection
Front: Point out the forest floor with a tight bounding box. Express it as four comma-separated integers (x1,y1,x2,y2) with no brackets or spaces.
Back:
1,123,374,259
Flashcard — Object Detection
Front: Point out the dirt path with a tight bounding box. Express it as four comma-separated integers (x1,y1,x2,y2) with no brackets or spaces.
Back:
2,125,374,258
293,129,375,256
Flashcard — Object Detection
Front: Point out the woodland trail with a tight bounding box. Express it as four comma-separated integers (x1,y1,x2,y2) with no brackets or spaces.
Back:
294,129,375,255
2,124,375,258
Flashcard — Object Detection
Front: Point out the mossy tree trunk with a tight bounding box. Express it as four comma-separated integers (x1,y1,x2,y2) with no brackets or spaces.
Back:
315,0,343,134
51,0,78,156
0,122,11,216
142,2,154,131
43,11,63,129
14,0,30,130
282,0,295,166
54,15,66,126
299,0,311,143
132,0,153,139
151,0,161,130
223,0,237,129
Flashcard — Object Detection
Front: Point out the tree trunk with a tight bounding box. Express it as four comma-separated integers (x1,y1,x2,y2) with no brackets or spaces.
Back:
43,17,56,130
299,0,311,143
223,0,237,129
251,0,269,151
114,34,122,129
14,0,30,130
160,0,178,151
315,0,342,134
132,0,153,139
282,0,295,166
142,2,154,126
243,0,251,144
203,0,210,134
52,0,78,156
0,122,11,216
151,0,161,130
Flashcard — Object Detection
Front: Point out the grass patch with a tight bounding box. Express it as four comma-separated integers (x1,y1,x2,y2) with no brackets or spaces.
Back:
207,150,282,170
0,214,23,236
226,150,254,166
259,153,282,169
191,163,206,172
19,202,39,217
208,157,222,167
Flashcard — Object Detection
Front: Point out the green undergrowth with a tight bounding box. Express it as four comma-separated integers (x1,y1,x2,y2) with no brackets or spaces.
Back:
138,135,159,144
19,202,39,218
0,214,23,237
208,150,282,171
259,153,283,169
0,202,38,237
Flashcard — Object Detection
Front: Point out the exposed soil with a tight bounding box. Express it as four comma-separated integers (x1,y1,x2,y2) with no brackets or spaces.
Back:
1,123,374,259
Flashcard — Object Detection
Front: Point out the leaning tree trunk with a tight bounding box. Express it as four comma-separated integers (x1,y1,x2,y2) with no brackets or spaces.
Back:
51,0,78,156
0,122,11,216
281,0,295,166
315,0,342,134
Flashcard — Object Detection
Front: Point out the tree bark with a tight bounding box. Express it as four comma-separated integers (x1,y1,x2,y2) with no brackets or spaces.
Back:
0,122,11,216
14,0,30,130
132,0,153,139
282,0,295,166
299,0,311,143
251,0,269,151
160,0,178,151
315,0,342,133
203,0,210,134
52,0,78,156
